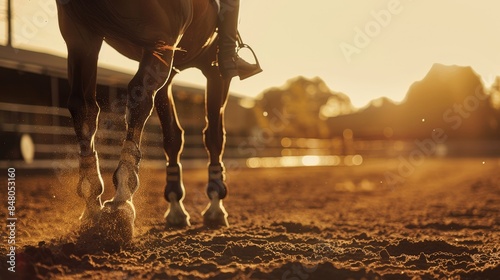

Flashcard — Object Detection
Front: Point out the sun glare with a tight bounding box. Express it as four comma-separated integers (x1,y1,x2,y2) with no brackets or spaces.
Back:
246,155,363,168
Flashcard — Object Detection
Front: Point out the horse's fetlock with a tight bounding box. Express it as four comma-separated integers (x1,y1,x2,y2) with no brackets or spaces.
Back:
164,181,184,202
207,179,228,200
112,162,139,201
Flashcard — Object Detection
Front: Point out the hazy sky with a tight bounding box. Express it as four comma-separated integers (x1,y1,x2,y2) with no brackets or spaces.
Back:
2,0,500,107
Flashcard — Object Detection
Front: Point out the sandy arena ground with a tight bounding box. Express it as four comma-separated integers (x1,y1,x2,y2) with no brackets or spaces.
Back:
1,158,500,279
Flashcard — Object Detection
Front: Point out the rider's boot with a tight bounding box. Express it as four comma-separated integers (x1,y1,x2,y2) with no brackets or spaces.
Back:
218,0,262,80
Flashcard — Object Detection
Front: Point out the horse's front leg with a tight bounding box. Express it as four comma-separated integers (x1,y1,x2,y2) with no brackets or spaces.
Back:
100,50,174,242
201,72,231,227
154,77,191,227
61,24,104,230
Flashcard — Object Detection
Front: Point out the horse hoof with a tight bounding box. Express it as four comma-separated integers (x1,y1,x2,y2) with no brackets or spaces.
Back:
202,191,229,228
98,200,136,244
164,193,191,228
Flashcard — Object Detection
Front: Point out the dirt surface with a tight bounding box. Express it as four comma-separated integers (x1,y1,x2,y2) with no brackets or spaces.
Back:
1,158,500,279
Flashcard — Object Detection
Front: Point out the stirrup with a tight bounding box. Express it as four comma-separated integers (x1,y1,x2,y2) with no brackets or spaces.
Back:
236,32,262,80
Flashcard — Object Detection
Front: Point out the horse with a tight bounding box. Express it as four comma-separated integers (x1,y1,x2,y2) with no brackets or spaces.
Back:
56,0,245,242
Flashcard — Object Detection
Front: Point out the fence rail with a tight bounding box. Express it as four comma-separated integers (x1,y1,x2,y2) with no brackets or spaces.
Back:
2,102,362,170
4,102,492,171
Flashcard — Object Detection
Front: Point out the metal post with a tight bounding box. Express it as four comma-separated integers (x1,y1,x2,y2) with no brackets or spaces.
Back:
50,76,60,142
7,0,12,47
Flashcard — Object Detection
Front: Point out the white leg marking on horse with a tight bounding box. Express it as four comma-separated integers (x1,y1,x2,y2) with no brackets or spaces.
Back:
202,191,229,227
114,167,134,202
164,192,191,227
80,178,93,199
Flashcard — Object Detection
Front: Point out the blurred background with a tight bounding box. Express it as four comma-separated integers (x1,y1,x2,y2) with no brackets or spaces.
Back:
1,0,500,170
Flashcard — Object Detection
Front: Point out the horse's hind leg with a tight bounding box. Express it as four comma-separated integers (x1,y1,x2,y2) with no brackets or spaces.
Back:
154,77,191,227
101,49,174,242
60,18,104,229
201,72,231,227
